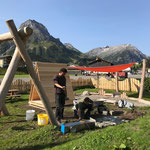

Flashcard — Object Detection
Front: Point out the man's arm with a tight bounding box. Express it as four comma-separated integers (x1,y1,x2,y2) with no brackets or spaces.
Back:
54,83,65,90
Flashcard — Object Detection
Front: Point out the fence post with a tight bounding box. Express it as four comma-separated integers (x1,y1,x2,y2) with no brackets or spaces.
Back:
139,59,146,99
115,72,119,92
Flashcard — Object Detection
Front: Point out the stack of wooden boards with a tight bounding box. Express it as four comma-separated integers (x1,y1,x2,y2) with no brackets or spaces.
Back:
29,62,74,109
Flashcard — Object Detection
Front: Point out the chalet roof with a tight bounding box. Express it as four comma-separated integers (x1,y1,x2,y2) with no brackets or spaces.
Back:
88,57,113,65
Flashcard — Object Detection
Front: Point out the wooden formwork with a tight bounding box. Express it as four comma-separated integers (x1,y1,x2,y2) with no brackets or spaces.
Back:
29,62,74,109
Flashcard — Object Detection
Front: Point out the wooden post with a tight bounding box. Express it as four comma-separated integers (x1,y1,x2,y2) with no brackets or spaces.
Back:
0,27,33,115
115,72,119,92
0,27,32,42
96,73,99,89
139,59,146,99
6,20,58,126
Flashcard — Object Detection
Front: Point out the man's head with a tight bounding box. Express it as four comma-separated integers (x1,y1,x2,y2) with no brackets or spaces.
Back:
59,68,68,76
83,97,91,104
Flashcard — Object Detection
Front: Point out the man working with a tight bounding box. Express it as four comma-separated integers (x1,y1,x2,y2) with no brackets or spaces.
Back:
74,97,93,120
54,68,67,122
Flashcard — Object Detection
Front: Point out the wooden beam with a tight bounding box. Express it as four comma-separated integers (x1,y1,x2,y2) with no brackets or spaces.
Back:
0,28,32,115
139,59,146,99
0,27,33,42
115,72,119,92
6,20,58,126
0,48,21,115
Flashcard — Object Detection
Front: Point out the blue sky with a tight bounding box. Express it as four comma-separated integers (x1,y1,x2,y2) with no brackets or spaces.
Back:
0,0,150,55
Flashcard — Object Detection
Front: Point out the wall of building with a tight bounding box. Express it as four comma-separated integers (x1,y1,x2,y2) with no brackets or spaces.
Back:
89,61,112,67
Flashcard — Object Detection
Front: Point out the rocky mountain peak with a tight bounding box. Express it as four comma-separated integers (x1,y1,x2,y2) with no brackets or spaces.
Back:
19,19,55,43
86,44,147,64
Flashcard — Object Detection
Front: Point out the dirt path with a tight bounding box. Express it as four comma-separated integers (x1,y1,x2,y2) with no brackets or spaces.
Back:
75,94,150,107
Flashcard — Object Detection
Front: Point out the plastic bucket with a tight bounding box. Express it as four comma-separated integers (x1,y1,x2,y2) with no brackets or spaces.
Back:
26,110,35,121
37,114,49,125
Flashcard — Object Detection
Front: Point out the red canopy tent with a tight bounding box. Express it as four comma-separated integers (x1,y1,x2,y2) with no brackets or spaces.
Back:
71,62,135,72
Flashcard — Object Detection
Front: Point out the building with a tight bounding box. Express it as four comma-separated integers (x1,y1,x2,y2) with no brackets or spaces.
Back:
67,66,82,75
0,55,12,68
88,57,113,67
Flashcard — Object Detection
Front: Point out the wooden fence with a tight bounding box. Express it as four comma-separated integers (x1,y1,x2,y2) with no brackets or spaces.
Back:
0,79,31,92
91,77,140,92
70,78,93,89
0,77,140,92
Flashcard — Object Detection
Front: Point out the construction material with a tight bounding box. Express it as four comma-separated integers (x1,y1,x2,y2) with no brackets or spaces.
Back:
117,99,134,109
37,114,49,125
26,110,35,121
29,62,74,108
61,120,95,134
90,116,127,128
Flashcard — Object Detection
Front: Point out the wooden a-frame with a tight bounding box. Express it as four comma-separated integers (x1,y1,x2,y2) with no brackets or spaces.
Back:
0,20,58,126
29,62,74,109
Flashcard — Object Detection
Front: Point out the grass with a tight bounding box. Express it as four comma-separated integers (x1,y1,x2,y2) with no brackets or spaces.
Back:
0,94,150,150
0,74,30,78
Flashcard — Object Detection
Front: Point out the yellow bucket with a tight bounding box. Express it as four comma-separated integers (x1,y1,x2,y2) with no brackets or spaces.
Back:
37,114,49,125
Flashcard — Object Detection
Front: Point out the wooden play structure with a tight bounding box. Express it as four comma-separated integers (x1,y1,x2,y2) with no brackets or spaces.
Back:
29,62,74,109
0,20,58,126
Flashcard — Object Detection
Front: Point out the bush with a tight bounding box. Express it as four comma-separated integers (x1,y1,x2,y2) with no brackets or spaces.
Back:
144,77,150,92
0,67,28,75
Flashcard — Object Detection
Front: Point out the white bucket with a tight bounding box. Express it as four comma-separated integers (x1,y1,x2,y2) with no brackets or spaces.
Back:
26,110,35,121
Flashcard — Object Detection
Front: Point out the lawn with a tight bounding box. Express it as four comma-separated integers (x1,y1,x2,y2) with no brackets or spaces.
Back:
0,74,30,78
0,93,150,150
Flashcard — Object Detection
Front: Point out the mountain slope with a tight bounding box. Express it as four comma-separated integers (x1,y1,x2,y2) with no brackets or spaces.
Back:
0,19,91,65
86,44,147,64
0,20,147,66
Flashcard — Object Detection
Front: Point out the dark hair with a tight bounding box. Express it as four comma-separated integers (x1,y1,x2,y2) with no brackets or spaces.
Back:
84,97,90,103
59,68,68,73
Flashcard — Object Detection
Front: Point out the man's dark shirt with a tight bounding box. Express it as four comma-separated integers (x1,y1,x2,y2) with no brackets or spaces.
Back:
54,75,66,94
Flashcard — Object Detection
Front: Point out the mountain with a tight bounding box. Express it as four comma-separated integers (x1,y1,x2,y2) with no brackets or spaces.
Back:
0,19,147,66
64,43,81,53
0,19,92,66
86,44,147,64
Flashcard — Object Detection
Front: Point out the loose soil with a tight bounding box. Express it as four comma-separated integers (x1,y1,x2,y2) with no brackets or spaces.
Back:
21,101,148,124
